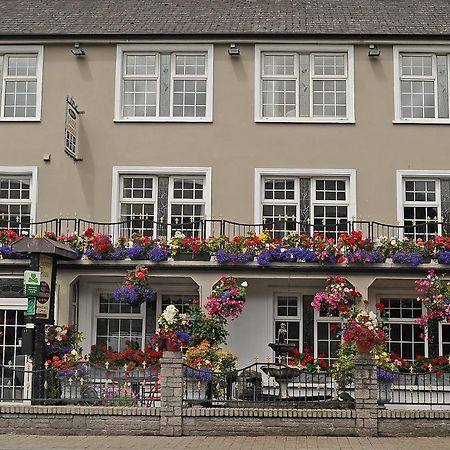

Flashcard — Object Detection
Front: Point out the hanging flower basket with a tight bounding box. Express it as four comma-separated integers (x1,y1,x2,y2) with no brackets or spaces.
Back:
205,277,247,320
113,265,156,305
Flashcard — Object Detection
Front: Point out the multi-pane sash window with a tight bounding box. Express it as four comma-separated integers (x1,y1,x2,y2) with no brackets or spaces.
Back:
402,178,450,239
95,293,144,352
261,177,350,239
395,48,450,122
161,294,197,315
380,297,425,361
0,47,42,120
274,295,301,349
120,175,206,238
0,176,32,235
315,308,342,363
117,45,212,121
440,323,450,355
257,46,354,122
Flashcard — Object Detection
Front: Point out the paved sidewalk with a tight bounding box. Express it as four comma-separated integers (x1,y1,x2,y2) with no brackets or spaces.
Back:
0,436,449,450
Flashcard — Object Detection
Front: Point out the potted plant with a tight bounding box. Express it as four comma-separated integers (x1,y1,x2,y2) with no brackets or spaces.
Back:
113,265,156,305
169,232,211,261
205,277,247,320
290,347,329,383
153,305,191,351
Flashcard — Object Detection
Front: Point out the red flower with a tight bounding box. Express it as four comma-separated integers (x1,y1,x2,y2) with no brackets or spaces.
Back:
375,302,385,312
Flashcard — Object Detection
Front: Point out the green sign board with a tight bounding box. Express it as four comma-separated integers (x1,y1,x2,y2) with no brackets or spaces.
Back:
24,270,41,285
25,284,40,297
26,298,36,316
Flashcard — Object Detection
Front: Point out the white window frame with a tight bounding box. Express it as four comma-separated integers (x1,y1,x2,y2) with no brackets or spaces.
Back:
393,46,450,124
255,44,354,123
112,166,212,237
314,308,343,362
93,290,146,352
396,170,450,237
439,322,450,355
255,168,356,225
0,167,38,233
0,46,43,122
274,293,303,350
168,175,206,228
377,294,428,360
115,44,213,122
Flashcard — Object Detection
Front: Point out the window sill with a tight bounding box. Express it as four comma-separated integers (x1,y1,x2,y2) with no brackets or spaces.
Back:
393,119,450,125
114,117,212,123
255,117,355,124
0,117,41,122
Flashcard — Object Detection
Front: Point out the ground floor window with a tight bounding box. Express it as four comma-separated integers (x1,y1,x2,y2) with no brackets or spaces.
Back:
315,308,342,363
0,289,27,401
95,293,144,352
161,294,195,315
274,295,301,348
440,323,450,355
379,297,426,360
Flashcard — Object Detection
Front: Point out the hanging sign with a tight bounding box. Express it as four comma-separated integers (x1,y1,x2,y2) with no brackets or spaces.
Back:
64,96,83,161
35,255,53,320
26,298,36,316
24,270,41,296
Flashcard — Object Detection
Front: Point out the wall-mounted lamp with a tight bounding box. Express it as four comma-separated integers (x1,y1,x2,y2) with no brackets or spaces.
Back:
71,43,86,57
228,43,240,56
368,44,380,57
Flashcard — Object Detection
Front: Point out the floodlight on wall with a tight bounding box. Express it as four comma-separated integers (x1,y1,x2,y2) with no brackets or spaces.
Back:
71,43,86,57
228,43,240,56
368,44,380,57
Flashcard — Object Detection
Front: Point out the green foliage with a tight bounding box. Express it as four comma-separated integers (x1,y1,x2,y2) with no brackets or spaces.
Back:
330,343,356,389
187,302,229,346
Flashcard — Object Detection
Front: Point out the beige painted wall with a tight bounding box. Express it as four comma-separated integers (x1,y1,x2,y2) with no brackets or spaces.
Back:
1,43,449,224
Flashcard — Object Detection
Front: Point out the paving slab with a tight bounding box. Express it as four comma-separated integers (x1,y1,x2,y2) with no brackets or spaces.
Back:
0,436,449,450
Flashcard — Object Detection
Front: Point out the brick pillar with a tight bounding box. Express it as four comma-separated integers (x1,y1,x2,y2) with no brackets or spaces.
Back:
159,351,183,436
353,352,379,437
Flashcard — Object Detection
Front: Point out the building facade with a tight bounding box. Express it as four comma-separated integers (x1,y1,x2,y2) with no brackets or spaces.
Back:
1,0,450,391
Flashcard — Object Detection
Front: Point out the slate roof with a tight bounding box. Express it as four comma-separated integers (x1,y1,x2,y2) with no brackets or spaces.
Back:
1,0,450,38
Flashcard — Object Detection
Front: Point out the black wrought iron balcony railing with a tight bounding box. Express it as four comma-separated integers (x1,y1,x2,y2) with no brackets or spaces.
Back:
3,217,450,242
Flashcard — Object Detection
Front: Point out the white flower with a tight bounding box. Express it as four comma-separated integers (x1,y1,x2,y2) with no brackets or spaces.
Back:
71,349,78,356
56,336,62,341
162,304,179,324
55,326,62,332
241,281,248,287
368,311,377,321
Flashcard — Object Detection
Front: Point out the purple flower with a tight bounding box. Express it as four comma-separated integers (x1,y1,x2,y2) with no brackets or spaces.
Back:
85,249,102,260
0,244,27,259
113,286,156,305
108,247,127,260
436,251,450,264
175,330,191,344
127,244,143,260
256,249,274,267
215,250,254,265
148,247,169,262
392,252,424,266
377,368,397,381
185,366,213,382
347,250,385,264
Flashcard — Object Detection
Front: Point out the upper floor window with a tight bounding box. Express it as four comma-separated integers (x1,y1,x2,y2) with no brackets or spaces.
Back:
113,167,211,239
255,45,354,123
115,45,213,122
259,172,354,241
0,46,43,121
398,172,450,240
0,168,36,235
394,47,450,123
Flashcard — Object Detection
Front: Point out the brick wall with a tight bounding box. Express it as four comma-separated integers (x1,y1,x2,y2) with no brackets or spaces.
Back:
1,353,449,436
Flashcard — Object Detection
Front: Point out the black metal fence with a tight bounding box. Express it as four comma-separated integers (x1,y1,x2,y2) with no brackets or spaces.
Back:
10,217,450,241
0,363,160,406
379,371,450,406
183,363,335,408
